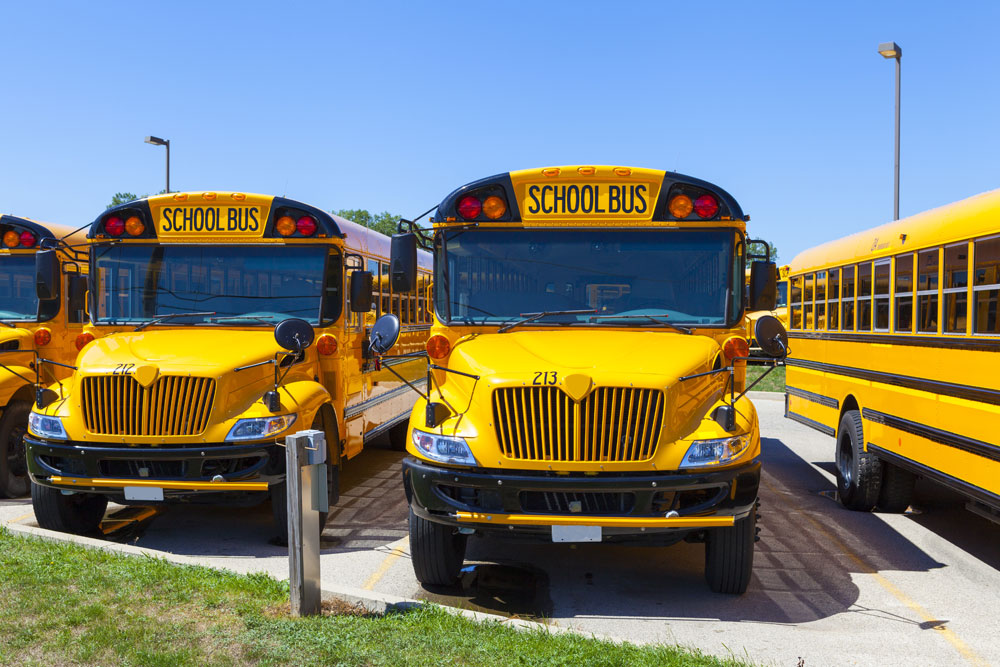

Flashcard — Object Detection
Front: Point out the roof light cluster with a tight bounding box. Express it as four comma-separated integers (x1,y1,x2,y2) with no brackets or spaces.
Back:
668,193,719,220
2,229,37,248
275,213,318,237
102,214,146,237
457,193,508,222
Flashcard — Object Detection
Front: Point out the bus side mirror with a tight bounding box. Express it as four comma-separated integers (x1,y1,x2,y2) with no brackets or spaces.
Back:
390,233,417,293
748,261,777,311
349,270,373,313
754,315,788,358
35,250,60,301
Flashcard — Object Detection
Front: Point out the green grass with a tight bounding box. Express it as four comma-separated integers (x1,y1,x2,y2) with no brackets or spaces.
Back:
0,528,753,666
745,364,785,393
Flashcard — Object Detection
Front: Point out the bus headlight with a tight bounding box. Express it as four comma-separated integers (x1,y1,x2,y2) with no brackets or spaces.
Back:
28,413,68,441
226,414,297,442
412,429,478,466
679,436,749,468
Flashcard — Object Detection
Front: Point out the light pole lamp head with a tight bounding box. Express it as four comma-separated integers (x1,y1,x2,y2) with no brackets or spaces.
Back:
144,135,169,146
878,42,902,60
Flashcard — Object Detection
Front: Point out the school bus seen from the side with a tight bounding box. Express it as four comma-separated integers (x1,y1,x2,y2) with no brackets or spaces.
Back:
784,189,1000,523
24,192,431,537
382,166,785,594
0,215,88,499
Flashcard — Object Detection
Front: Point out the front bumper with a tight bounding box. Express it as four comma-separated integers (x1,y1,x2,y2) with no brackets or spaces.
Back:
25,435,282,503
403,456,760,540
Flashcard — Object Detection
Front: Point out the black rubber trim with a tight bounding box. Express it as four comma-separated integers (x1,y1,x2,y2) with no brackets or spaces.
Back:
786,385,839,409
862,408,1000,463
785,409,836,436
867,443,1000,512
785,358,1000,406
788,330,1000,352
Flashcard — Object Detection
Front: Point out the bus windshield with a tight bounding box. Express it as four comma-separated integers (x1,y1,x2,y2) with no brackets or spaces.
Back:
0,254,44,322
437,229,740,327
93,244,333,326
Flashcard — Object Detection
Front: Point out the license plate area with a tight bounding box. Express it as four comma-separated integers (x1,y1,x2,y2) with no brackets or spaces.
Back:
124,486,164,501
551,524,601,542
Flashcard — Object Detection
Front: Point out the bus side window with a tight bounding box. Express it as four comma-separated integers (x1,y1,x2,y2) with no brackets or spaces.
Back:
874,261,890,331
917,249,939,333
828,268,840,330
803,274,814,330
367,259,381,318
815,271,827,330
944,243,968,334
973,236,1000,334
857,263,873,330
894,254,914,333
841,266,855,331
790,275,803,329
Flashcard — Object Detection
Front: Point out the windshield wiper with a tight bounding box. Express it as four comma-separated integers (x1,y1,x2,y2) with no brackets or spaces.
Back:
0,320,16,329
589,314,692,334
498,309,597,334
133,311,217,331
209,315,279,324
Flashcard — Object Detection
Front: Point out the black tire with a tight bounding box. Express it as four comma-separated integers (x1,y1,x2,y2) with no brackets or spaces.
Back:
31,482,108,535
877,462,915,513
388,420,408,452
835,409,881,511
272,410,340,543
0,401,31,498
409,507,467,586
705,507,756,594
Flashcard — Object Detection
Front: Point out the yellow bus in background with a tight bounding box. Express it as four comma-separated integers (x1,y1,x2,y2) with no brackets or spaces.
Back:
0,215,88,498
384,166,785,594
25,192,430,538
784,189,1000,522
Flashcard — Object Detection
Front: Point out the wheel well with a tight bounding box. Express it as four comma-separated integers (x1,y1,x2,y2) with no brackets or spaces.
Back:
837,394,860,440
9,385,35,404
314,403,342,466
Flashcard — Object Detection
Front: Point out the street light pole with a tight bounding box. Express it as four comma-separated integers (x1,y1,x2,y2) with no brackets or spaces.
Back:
878,42,902,220
144,135,171,193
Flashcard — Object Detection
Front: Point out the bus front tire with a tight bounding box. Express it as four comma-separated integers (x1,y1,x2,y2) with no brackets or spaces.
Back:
409,508,467,587
878,463,915,513
704,507,756,595
835,409,881,511
31,482,108,535
0,401,31,498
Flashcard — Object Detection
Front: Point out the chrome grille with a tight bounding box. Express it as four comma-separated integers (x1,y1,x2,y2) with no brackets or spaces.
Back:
492,386,664,462
82,375,215,436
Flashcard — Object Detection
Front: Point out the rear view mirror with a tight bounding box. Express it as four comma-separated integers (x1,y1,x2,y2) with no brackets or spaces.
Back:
390,233,417,293
748,261,777,311
349,270,373,313
754,315,788,358
35,250,59,301
369,314,400,355
274,318,315,352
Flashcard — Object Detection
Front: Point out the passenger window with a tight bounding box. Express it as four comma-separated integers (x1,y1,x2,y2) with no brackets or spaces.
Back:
828,268,840,330
803,274,814,329
841,266,855,331
917,249,939,333
973,236,1000,334
857,263,873,330
874,262,890,330
790,275,803,329
894,254,913,333
944,243,968,334
815,271,826,329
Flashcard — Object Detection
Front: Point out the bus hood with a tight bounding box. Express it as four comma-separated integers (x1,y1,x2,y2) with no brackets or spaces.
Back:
76,328,284,374
0,327,33,351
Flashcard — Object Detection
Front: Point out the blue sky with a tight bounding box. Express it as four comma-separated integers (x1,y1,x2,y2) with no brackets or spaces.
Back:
1,1,997,262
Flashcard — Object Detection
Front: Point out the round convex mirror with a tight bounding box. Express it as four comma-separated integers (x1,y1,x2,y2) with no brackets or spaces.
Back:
754,315,788,358
274,318,315,352
369,314,401,355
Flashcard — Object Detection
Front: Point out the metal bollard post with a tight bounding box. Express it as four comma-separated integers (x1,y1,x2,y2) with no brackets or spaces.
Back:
285,429,327,616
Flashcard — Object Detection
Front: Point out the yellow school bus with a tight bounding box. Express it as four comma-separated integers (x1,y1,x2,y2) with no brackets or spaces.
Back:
746,265,789,356
0,215,88,498
382,166,785,594
24,192,431,537
784,189,1000,522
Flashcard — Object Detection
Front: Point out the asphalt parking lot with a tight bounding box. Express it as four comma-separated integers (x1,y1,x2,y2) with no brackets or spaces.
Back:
2,395,997,666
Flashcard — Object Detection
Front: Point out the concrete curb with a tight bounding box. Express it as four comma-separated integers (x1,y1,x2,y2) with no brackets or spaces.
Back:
747,391,783,402
1,520,617,643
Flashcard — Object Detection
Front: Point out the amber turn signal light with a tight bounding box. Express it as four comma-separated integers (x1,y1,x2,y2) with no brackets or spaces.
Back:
276,215,296,236
316,334,337,356
483,196,506,220
34,328,52,346
427,334,451,359
75,332,95,351
723,336,750,360
2,231,19,248
125,216,145,236
669,195,694,219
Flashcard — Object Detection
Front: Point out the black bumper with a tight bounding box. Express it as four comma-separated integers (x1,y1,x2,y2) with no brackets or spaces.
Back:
403,456,760,540
25,436,283,504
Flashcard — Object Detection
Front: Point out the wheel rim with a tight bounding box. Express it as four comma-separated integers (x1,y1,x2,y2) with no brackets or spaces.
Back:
836,431,853,485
